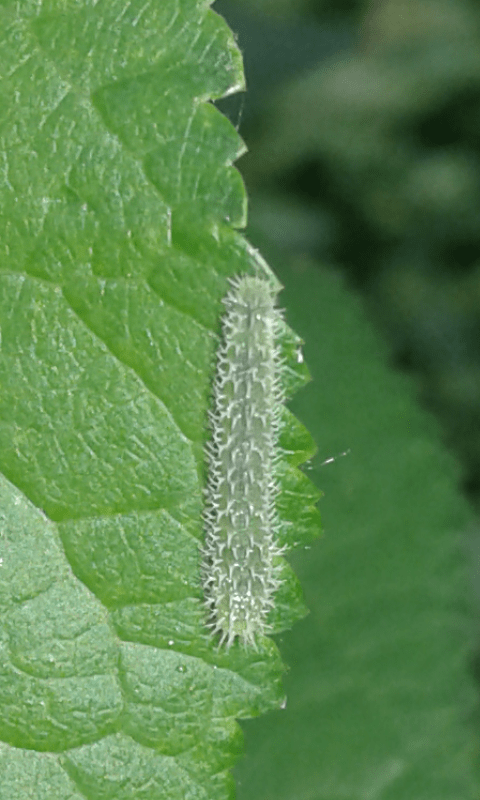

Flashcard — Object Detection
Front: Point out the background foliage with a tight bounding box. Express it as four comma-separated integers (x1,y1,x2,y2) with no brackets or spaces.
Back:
235,257,476,800
217,0,480,500
213,0,480,797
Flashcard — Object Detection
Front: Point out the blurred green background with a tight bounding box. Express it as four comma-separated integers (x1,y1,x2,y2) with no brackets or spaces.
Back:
215,0,480,504
212,0,480,796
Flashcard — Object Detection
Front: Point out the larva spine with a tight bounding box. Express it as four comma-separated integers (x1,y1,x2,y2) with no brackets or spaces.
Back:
202,275,284,648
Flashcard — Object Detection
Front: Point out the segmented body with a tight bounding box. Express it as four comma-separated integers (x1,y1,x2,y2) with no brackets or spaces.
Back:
202,275,284,647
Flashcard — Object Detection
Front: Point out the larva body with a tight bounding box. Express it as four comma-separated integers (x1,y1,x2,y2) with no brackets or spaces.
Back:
203,275,284,648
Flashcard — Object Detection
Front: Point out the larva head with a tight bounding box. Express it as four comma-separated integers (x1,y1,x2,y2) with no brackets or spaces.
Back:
227,275,276,313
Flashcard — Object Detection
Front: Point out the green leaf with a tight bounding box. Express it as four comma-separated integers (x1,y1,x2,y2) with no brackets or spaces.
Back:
0,2,320,799
235,260,477,800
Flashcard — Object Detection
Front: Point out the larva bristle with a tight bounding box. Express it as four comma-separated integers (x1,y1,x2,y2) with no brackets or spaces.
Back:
202,275,285,648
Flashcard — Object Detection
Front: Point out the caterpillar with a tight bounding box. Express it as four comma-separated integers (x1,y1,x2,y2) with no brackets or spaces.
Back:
202,275,285,648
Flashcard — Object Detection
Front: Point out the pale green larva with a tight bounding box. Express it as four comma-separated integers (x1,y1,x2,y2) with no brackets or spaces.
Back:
202,275,285,648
